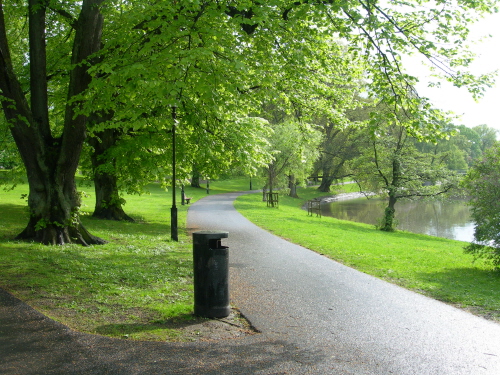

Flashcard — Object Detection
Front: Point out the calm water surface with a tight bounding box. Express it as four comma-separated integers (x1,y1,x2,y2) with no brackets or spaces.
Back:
322,197,474,242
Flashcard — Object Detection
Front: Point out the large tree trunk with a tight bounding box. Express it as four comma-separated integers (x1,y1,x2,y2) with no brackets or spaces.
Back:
317,159,348,192
15,175,106,245
92,172,133,222
318,174,335,192
191,165,201,188
89,129,134,222
0,1,107,245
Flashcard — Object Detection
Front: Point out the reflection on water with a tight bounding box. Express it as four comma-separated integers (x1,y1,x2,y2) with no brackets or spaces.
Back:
323,198,474,242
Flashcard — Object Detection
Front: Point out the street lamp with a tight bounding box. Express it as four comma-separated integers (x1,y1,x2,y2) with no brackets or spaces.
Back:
171,106,178,242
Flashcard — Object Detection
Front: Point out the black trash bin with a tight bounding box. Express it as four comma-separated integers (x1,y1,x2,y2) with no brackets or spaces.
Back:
192,230,230,318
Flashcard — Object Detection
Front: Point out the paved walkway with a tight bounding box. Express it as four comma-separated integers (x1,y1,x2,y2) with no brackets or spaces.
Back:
187,192,500,374
2,191,500,374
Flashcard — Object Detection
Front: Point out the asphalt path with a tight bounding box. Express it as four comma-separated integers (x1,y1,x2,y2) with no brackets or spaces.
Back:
1,191,500,374
186,191,500,374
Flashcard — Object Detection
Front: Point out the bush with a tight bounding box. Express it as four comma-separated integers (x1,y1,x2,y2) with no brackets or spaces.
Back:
463,143,500,268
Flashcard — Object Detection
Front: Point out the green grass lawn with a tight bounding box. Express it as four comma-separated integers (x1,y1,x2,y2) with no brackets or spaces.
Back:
0,176,261,341
235,186,500,321
1,177,499,343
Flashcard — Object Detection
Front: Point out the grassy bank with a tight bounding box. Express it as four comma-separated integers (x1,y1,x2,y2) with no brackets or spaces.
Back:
234,187,500,321
0,177,261,341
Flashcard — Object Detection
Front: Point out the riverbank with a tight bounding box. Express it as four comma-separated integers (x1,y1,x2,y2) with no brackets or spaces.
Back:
319,191,373,202
234,189,500,321
317,192,473,242
300,191,372,212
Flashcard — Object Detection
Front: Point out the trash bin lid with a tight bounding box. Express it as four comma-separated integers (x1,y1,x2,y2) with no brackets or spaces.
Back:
192,230,229,239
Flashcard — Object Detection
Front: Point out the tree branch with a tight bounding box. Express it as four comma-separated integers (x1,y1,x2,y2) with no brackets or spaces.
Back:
0,3,33,131
29,0,51,140
373,139,390,187
49,6,77,29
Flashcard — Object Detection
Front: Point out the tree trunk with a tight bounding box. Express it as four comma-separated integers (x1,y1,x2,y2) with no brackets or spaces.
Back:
288,175,299,198
92,173,133,222
317,159,348,192
380,190,397,232
379,150,403,232
15,174,106,245
89,129,134,222
268,166,276,207
0,1,107,245
318,175,335,192
191,165,201,188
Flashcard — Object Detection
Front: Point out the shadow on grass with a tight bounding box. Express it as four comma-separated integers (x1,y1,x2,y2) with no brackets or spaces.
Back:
0,204,29,232
0,228,194,300
281,214,376,233
414,266,500,319
94,313,206,336
0,202,173,241
0,203,28,216
81,215,171,238
0,240,195,341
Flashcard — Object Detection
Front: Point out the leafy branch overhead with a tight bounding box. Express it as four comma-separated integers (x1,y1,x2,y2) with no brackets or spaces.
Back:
0,0,495,245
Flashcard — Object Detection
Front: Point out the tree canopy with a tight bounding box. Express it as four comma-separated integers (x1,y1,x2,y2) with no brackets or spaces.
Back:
352,118,459,231
0,0,496,244
263,120,322,198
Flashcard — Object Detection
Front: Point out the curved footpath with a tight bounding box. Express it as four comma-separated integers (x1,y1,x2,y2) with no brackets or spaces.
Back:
1,192,500,374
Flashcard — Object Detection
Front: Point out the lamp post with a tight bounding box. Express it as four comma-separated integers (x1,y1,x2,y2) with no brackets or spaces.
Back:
171,106,178,241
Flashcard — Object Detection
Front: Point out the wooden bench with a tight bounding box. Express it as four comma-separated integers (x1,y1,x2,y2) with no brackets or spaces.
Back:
185,197,192,204
307,198,321,217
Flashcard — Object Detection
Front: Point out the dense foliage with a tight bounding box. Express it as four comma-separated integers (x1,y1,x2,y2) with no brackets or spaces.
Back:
463,143,500,268
263,120,322,199
0,0,497,244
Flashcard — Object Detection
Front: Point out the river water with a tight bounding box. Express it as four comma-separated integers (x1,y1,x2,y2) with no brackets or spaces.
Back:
322,196,475,242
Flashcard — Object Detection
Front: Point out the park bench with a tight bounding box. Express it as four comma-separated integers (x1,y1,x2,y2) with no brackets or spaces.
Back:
185,197,192,204
307,198,322,217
